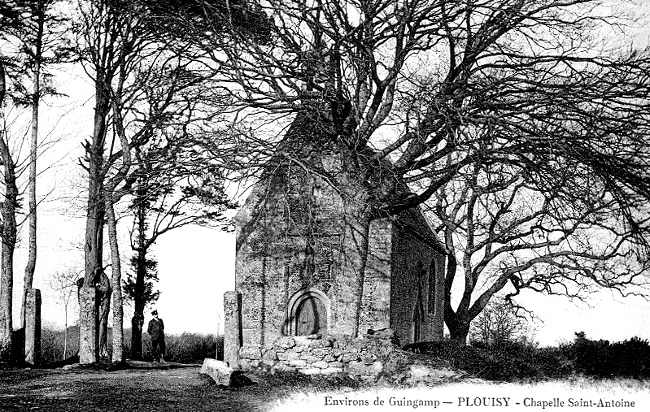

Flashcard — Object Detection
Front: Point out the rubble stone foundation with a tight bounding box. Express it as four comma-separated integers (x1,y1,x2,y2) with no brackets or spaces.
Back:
239,333,400,380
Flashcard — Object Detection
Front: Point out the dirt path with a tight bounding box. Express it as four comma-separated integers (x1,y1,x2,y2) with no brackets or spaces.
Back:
0,366,291,411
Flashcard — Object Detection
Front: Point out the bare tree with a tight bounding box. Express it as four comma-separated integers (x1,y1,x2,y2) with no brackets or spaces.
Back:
429,159,649,343
469,300,532,346
0,2,69,361
0,1,73,363
0,58,14,359
3,0,72,334
50,268,79,360
0,105,65,360
0,63,22,360
0,1,24,362
160,0,650,335
73,0,125,363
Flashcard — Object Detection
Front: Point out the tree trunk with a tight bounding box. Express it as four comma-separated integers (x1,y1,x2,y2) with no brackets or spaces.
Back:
0,236,15,361
129,253,147,360
20,94,39,330
0,134,18,360
97,271,111,360
130,314,144,360
0,61,10,359
21,5,44,333
443,231,470,345
80,74,110,364
63,313,68,360
448,321,470,345
445,299,472,345
0,60,4,105
337,146,373,337
80,175,103,364
85,166,104,284
341,203,371,337
130,199,148,360
105,195,124,363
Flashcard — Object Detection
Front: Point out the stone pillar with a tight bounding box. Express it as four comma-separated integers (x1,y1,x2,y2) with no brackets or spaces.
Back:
24,289,41,365
79,287,97,364
223,291,242,368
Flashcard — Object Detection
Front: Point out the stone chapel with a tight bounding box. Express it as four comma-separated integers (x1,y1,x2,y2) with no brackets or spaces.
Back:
223,114,447,366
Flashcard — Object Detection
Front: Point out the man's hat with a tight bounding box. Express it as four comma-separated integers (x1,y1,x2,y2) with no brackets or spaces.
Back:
151,310,158,315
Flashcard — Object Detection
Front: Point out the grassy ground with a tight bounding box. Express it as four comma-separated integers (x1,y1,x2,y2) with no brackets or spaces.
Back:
1,364,649,412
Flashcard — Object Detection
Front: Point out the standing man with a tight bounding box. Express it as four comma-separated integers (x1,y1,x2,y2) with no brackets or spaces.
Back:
147,310,165,363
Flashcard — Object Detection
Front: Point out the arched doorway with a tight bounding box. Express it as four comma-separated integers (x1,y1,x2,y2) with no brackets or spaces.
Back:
287,289,329,336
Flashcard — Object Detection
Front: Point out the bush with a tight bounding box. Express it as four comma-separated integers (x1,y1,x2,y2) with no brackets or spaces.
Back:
163,333,221,364
608,337,650,378
409,333,650,382
407,339,573,382
122,329,221,363
460,341,571,381
40,325,80,364
40,326,222,365
564,333,650,378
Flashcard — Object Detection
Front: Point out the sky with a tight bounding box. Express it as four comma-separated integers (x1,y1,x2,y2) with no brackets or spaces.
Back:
5,0,650,348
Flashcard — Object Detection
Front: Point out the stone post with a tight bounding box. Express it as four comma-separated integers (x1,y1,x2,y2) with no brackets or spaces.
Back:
79,287,97,364
223,291,242,368
24,289,41,365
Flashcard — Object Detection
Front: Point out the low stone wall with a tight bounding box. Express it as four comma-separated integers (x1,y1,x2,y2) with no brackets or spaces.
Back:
238,333,400,378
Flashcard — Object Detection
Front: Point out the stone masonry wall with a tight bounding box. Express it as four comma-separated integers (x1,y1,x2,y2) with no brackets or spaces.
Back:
238,333,398,378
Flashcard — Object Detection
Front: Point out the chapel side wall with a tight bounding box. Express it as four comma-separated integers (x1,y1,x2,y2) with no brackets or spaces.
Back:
358,219,393,334
390,218,440,345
